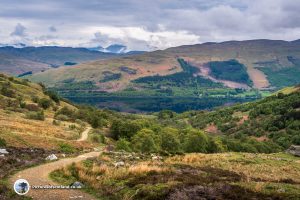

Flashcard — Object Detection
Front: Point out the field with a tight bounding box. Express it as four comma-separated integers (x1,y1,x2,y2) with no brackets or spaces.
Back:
50,152,300,200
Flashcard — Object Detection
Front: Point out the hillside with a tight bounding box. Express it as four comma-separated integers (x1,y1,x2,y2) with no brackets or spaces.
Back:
0,46,119,75
26,39,300,112
187,85,300,149
1,74,299,199
0,73,92,149
30,39,300,90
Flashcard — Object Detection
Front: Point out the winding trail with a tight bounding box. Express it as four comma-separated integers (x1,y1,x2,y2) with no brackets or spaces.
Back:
9,127,101,200
77,127,92,142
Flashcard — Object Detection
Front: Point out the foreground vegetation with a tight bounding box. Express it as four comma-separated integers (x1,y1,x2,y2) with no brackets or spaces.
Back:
51,152,300,200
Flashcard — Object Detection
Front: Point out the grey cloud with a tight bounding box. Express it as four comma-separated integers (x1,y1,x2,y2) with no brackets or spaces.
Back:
10,23,27,37
0,0,300,49
49,26,57,32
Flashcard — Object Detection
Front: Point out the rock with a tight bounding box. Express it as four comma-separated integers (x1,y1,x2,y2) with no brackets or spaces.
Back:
45,154,58,161
0,149,9,154
152,156,163,160
0,154,5,157
286,145,300,157
114,161,125,167
70,181,84,188
61,154,66,158
105,145,115,152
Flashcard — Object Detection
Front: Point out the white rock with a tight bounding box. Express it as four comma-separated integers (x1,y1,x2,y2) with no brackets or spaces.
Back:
0,149,9,154
45,154,58,161
114,161,125,167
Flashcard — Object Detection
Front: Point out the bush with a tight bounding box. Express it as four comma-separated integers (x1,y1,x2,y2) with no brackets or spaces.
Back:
116,138,132,152
55,114,70,121
132,129,159,153
55,106,75,119
25,103,40,111
208,137,227,153
91,134,105,144
184,129,208,153
52,120,61,126
0,138,6,147
45,90,60,103
26,111,45,121
160,127,181,153
31,96,39,103
38,98,52,109
1,85,16,98
59,143,75,153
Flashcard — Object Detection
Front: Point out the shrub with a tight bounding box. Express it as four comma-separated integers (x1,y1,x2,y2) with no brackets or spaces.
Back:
160,127,181,153
91,134,105,144
38,98,52,109
0,138,6,147
208,137,227,153
59,143,75,153
45,90,60,103
55,106,75,119
116,138,132,152
31,96,39,103
52,120,61,126
55,114,70,121
25,103,40,111
26,111,45,121
184,129,209,153
1,85,16,98
132,129,159,153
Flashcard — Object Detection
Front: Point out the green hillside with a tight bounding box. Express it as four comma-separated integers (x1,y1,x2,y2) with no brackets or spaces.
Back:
25,39,300,112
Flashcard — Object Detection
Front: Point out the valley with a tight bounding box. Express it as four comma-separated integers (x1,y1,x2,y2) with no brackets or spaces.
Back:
0,39,299,200
21,39,299,112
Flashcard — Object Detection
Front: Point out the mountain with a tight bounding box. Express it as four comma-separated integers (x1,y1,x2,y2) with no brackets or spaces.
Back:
0,46,119,75
88,44,144,54
105,44,127,53
27,39,300,112
88,44,126,54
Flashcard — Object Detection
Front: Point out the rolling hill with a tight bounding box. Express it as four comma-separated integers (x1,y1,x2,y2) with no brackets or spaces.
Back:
0,46,120,75
26,39,300,112
30,39,300,90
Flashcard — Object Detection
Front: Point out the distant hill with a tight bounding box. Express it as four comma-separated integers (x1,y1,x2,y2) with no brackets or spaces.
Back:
30,39,300,90
0,46,121,75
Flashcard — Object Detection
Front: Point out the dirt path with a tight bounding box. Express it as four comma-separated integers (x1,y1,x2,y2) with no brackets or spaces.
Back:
77,127,92,142
9,128,101,200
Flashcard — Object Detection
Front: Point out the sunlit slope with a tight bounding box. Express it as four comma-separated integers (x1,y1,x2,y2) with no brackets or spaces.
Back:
30,39,300,90
0,74,89,149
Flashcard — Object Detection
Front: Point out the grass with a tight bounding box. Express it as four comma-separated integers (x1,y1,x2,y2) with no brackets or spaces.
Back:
50,152,300,200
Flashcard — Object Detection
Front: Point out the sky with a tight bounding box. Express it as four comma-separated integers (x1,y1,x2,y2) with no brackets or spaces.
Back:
0,0,300,51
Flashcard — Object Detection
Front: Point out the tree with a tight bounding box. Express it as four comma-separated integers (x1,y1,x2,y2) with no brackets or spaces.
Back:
38,98,51,109
160,127,181,153
116,138,132,152
207,137,227,153
184,129,208,153
131,129,158,153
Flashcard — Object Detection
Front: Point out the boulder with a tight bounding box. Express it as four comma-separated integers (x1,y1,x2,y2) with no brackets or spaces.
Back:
45,154,58,161
0,149,9,154
70,181,84,188
114,161,125,167
286,145,300,157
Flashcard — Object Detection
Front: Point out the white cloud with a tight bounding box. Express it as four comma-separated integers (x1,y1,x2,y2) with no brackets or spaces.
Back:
0,0,299,50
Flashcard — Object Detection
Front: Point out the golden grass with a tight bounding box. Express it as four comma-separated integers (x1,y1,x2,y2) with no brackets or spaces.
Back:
166,153,300,183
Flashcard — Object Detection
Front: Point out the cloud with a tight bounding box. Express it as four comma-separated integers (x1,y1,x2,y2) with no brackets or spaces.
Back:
49,26,57,32
0,0,300,50
10,23,27,37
